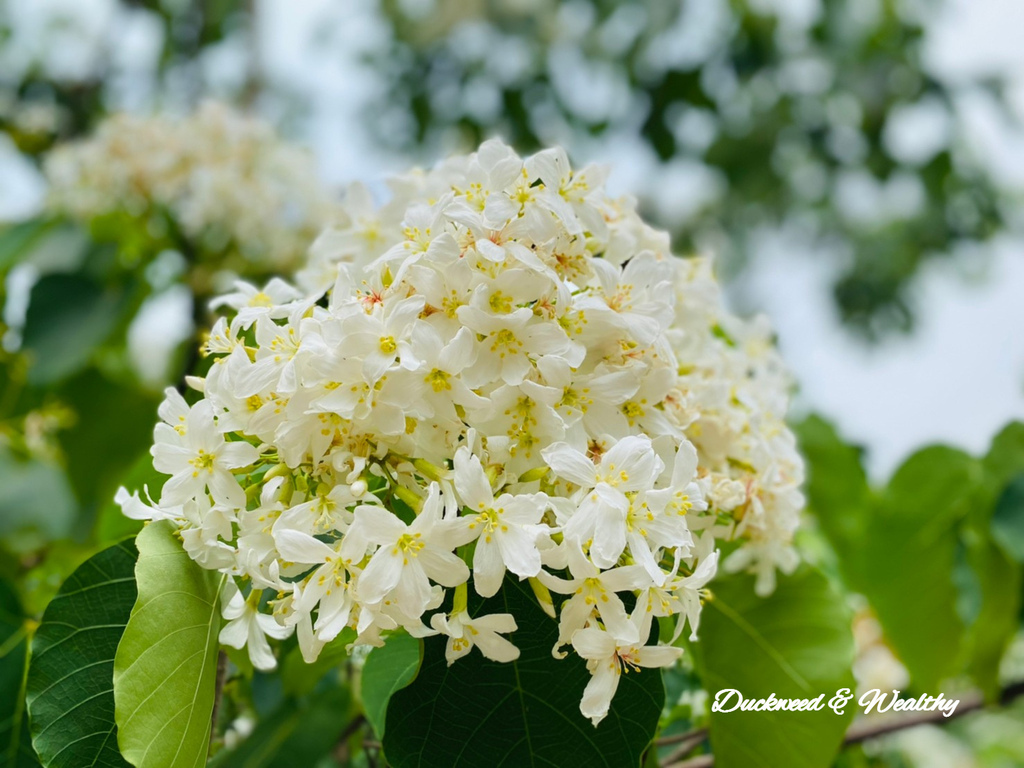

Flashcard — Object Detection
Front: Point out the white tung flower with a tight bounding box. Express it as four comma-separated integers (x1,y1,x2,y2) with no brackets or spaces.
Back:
123,137,805,726
542,435,664,569
151,400,257,508
430,609,520,665
350,485,471,615
572,613,682,726
219,581,293,671
453,447,547,597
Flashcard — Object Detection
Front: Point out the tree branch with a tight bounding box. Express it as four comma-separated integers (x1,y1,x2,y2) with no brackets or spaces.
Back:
657,729,708,766
332,714,367,762
208,650,228,752
663,681,1024,768
657,728,707,747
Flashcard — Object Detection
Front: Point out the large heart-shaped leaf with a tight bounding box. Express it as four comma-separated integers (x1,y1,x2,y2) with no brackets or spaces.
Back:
113,522,224,768
361,630,421,738
25,541,138,768
0,581,40,768
698,567,855,768
383,577,664,768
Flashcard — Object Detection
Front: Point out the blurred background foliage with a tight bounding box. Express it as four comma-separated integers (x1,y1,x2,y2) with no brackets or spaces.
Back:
1,0,1024,766
0,0,250,156
369,0,1016,338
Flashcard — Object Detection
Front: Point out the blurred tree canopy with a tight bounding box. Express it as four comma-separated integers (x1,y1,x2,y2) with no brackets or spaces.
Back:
0,0,252,158
369,0,1014,337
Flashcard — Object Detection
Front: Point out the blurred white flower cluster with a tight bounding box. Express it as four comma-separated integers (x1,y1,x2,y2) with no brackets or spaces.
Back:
43,102,336,270
119,139,803,725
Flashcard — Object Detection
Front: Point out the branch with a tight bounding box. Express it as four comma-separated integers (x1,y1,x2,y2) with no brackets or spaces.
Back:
657,729,708,766
332,714,367,762
657,728,707,747
663,681,1024,768
208,651,228,753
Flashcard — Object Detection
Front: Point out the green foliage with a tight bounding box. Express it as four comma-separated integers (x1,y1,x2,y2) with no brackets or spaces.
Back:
983,422,1024,491
991,476,1024,563
0,581,40,768
961,535,1020,700
0,222,89,277
113,522,223,768
20,274,128,386
56,370,161,516
26,541,138,768
383,577,663,768
698,567,855,768
0,1,248,159
278,629,355,700
360,630,421,739
860,447,978,689
793,415,871,574
209,685,351,768
0,449,76,554
0,222,61,274
799,414,1024,699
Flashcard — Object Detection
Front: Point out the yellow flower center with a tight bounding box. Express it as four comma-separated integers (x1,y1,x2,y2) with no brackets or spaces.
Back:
425,369,451,392
189,450,216,474
475,507,507,539
395,533,424,562
489,291,513,314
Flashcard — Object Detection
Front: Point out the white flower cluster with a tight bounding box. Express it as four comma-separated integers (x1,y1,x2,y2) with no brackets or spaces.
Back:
119,140,803,725
44,102,336,270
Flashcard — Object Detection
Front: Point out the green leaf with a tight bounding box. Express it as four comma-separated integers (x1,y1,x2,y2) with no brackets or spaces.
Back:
0,220,51,272
360,630,420,739
57,370,160,513
698,567,855,768
0,581,41,768
279,629,355,699
961,471,1024,698
26,541,138,768
961,534,1021,699
0,220,87,275
992,475,1024,563
984,422,1024,491
113,521,224,768
793,415,871,577
209,685,351,768
383,577,664,768
858,447,979,689
21,274,127,385
0,449,76,553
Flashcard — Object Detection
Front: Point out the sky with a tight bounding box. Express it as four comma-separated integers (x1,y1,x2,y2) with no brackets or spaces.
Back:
3,0,1024,479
